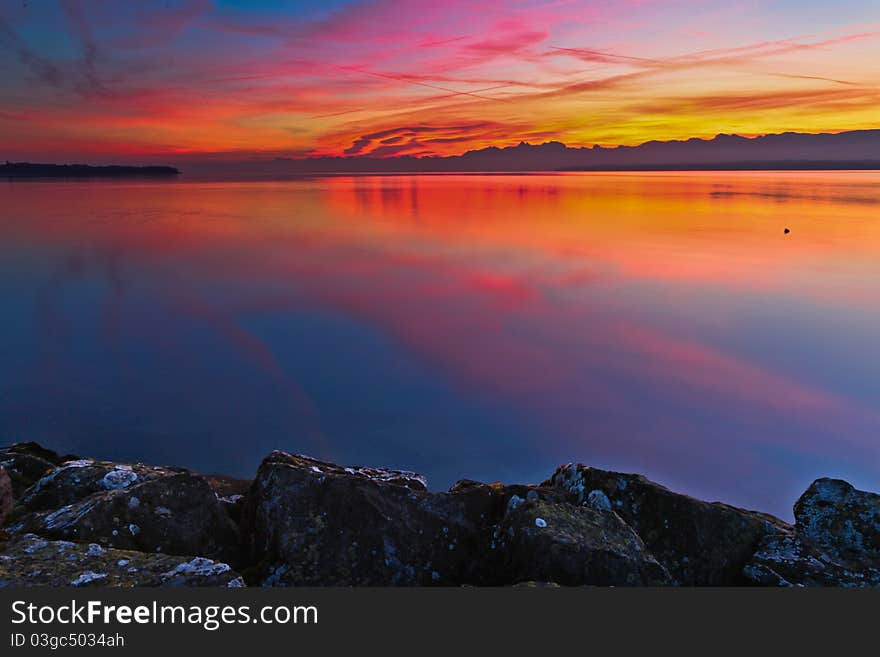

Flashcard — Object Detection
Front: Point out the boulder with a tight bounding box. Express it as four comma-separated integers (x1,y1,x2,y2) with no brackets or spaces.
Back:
243,451,503,586
495,497,670,586
794,478,880,564
9,440,880,589
244,451,656,586
19,459,183,512
0,442,73,499
0,466,12,526
742,478,880,587
544,463,789,585
11,459,240,564
0,534,244,587
743,532,880,588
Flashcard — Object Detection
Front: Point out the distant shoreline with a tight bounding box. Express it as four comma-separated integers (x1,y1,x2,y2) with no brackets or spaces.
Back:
6,128,880,176
557,160,880,172
5,161,880,180
1,163,180,178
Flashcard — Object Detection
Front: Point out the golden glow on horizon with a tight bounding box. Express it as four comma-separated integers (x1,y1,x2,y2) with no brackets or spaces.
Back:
0,2,879,160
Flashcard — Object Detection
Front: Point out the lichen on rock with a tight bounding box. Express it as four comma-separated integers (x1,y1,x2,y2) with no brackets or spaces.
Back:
3,441,880,588
544,463,790,585
794,478,880,564
242,451,498,586
742,478,880,587
10,460,241,564
0,534,244,587
494,498,670,586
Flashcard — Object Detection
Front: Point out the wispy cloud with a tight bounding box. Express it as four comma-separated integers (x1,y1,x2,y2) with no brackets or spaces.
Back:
344,124,493,155
1,1,879,158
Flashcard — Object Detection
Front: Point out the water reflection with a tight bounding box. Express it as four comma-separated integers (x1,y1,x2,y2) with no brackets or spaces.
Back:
2,172,879,517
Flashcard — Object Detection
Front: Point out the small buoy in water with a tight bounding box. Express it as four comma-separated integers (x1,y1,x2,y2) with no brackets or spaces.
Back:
784,228,791,234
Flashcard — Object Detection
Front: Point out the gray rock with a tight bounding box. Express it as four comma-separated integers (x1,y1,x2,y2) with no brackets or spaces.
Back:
9,440,880,589
0,534,244,587
794,478,880,564
243,451,574,586
12,462,240,564
544,463,789,585
243,451,500,585
743,478,880,587
506,494,526,512
587,489,612,512
743,532,880,587
19,459,173,512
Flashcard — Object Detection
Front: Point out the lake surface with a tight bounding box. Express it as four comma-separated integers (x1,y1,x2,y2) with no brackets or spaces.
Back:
2,171,879,518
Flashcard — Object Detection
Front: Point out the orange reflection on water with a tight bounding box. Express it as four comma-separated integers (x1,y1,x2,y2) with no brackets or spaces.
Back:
320,172,880,297
2,171,879,515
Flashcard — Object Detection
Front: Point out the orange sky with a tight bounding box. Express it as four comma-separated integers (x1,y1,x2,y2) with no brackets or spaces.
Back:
1,1,879,162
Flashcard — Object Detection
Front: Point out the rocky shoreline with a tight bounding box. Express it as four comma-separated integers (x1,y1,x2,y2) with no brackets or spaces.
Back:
1,442,878,587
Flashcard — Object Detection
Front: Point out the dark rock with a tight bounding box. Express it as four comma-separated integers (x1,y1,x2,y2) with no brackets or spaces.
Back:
243,451,640,587
0,467,12,526
743,532,880,587
11,460,240,564
204,473,251,499
267,452,429,491
243,451,497,585
0,534,243,587
794,478,880,564
208,476,250,526
8,440,880,589
448,479,490,493
495,499,670,586
0,442,74,499
544,463,789,585
3,442,72,464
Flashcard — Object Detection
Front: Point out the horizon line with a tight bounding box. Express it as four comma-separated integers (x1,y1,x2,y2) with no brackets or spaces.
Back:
7,127,880,166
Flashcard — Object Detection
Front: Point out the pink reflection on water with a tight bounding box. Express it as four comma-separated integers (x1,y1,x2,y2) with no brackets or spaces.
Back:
2,172,880,513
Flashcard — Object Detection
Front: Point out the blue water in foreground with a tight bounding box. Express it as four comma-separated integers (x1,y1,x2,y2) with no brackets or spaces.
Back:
2,172,879,518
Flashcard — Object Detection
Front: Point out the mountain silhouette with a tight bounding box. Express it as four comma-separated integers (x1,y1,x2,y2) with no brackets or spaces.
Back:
268,129,880,173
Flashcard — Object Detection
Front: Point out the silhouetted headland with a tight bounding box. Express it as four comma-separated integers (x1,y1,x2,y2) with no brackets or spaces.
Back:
2,162,180,178
264,129,880,173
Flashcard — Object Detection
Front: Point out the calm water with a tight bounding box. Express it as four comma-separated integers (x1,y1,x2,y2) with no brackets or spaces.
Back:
2,172,879,517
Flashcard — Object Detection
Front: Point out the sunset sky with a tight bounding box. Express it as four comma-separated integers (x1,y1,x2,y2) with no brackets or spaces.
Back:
1,0,879,162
